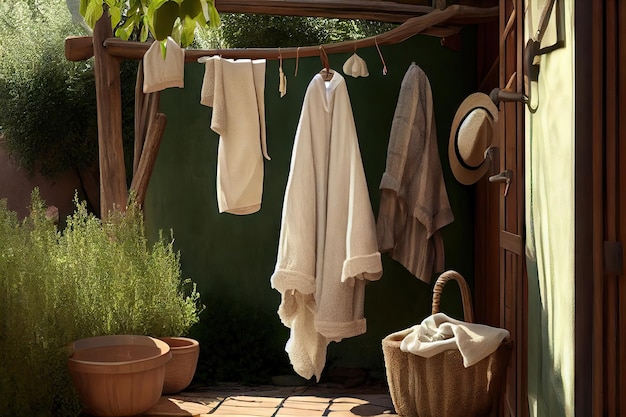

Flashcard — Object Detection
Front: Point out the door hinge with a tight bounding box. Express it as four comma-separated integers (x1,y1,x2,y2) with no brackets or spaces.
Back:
604,241,624,275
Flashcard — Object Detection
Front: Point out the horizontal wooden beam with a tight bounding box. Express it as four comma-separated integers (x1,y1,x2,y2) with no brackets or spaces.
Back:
64,4,496,62
214,0,436,22
65,35,94,61
65,5,496,62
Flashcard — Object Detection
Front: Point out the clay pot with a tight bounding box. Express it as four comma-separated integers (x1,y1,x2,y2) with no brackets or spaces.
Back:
68,335,171,416
159,337,200,394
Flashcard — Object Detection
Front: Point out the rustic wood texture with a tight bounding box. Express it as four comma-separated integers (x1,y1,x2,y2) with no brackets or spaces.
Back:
130,112,167,206
214,0,497,22
133,63,161,177
93,12,128,216
107,5,495,60
605,3,618,415
134,62,145,176
496,0,527,415
63,5,496,62
472,18,499,330
590,1,604,414
590,1,626,415
64,35,93,61
611,6,626,416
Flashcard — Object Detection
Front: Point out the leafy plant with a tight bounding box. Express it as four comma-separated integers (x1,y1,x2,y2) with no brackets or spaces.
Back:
0,0,138,191
0,190,203,416
215,14,397,48
0,1,97,178
80,0,220,48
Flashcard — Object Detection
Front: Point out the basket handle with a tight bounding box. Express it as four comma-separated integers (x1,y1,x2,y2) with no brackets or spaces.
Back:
431,270,475,323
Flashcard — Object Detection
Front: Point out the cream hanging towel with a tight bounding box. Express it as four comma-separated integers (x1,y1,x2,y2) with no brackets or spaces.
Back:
199,56,270,215
271,71,383,381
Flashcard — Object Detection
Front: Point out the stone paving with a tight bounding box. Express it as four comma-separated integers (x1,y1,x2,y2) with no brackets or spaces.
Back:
142,383,399,416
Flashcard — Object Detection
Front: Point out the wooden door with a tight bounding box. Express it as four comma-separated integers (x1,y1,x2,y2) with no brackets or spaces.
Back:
496,0,527,415
474,0,527,415
585,1,626,415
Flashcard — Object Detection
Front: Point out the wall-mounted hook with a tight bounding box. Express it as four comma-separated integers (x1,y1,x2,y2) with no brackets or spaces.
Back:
489,169,512,197
489,88,528,105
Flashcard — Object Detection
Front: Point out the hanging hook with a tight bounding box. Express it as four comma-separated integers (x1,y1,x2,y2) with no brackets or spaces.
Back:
374,37,388,75
278,47,287,98
319,45,333,81
319,46,330,72
294,46,300,77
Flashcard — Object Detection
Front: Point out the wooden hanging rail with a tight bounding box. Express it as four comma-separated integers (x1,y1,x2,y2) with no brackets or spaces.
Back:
65,5,497,63
214,0,436,23
63,3,497,216
213,0,498,23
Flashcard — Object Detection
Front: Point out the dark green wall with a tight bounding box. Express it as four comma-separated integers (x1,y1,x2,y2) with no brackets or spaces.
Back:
145,29,478,384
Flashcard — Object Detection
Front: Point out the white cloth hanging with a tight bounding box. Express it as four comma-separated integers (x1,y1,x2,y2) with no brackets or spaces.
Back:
342,53,369,78
271,70,383,381
143,37,185,94
376,63,454,282
199,56,270,215
394,312,510,368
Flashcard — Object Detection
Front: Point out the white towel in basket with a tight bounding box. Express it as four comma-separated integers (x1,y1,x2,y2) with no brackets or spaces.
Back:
399,312,510,367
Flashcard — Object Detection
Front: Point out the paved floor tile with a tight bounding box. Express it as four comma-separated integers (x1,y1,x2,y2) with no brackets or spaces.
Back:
142,383,399,417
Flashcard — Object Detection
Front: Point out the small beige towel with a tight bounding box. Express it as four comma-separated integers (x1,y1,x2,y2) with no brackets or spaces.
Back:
143,37,185,94
199,56,270,215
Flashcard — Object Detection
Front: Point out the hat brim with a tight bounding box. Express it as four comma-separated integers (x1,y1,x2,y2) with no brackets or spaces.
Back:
448,93,499,185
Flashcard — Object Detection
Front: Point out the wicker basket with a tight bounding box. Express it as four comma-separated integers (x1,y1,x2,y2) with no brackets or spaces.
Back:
382,270,512,417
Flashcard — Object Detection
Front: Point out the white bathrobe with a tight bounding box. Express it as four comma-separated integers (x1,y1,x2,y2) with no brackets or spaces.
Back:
271,71,383,381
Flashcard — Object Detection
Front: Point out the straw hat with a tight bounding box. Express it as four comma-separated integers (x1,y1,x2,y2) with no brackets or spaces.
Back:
448,93,499,185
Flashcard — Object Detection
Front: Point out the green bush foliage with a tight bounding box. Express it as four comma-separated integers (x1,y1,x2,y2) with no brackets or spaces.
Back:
194,14,396,49
0,190,203,416
0,0,137,182
0,1,97,178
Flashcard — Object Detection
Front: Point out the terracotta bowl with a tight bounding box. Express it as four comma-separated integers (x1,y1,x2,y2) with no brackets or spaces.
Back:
159,337,200,394
68,335,171,417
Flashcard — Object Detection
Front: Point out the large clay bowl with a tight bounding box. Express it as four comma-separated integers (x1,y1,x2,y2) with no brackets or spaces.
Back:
68,335,171,416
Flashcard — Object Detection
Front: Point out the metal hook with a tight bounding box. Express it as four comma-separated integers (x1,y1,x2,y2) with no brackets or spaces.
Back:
374,37,388,75
294,46,300,77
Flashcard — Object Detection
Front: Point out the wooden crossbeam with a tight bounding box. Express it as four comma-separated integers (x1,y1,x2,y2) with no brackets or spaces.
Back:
65,5,497,62
65,3,497,215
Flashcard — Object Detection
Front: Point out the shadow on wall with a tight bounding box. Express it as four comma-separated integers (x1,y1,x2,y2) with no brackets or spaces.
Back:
145,31,478,384
0,143,99,222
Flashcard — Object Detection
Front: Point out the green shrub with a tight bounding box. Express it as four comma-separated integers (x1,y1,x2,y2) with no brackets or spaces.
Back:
0,190,203,416
0,0,137,183
0,1,97,178
194,13,396,48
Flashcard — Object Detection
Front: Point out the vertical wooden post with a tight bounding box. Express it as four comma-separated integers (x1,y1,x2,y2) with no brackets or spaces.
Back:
93,11,127,216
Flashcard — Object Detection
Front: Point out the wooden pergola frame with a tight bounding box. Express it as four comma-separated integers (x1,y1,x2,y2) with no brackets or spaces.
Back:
64,2,497,217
